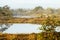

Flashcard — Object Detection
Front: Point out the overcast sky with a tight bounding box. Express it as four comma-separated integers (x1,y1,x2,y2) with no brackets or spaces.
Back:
0,0,60,9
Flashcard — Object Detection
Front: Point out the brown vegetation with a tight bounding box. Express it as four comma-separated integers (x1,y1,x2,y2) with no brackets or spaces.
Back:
0,33,37,40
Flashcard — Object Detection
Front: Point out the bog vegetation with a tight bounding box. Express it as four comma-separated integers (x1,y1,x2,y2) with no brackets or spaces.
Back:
0,5,60,40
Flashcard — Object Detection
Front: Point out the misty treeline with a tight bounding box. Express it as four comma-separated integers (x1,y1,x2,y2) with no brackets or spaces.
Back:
1,5,60,17
12,6,60,17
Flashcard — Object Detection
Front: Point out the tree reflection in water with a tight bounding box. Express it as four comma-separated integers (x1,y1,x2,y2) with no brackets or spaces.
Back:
0,23,12,32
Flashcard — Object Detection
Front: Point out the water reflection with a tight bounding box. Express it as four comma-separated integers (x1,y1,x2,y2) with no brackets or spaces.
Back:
0,24,12,32
3,24,41,34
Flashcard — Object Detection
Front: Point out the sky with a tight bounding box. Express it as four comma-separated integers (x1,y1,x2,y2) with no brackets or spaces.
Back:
0,0,60,9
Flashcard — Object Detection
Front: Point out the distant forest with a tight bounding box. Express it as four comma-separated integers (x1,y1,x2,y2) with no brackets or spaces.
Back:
0,5,60,18
12,6,60,17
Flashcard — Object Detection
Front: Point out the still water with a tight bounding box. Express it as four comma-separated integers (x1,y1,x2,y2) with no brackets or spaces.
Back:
3,24,60,34
3,24,41,34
